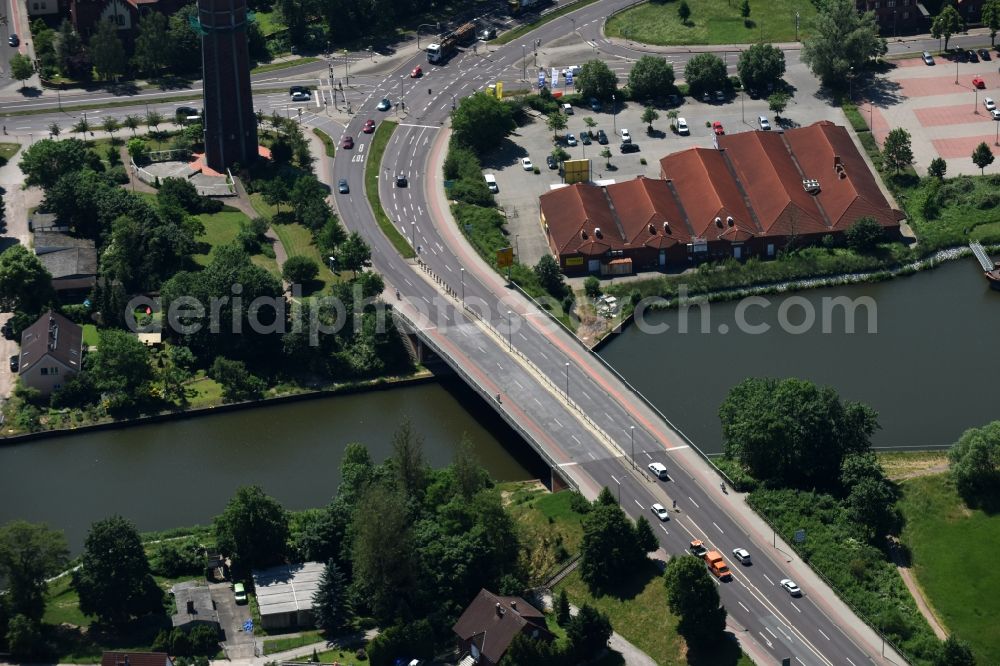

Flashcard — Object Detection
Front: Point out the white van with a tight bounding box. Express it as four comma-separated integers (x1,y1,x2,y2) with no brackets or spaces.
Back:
562,102,574,115
484,174,498,193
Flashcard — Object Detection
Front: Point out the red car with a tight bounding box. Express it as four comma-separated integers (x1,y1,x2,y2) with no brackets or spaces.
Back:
712,121,725,135
973,76,986,89
411,65,422,78
362,119,376,134
340,135,354,149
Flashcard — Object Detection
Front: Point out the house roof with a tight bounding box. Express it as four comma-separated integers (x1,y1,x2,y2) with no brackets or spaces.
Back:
171,581,220,628
101,653,172,666
541,183,620,256
37,247,98,281
19,311,83,376
33,231,96,255
606,176,692,249
452,589,548,665
252,562,323,618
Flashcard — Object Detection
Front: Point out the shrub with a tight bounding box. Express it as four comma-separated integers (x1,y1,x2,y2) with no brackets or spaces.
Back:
584,276,601,299
151,538,204,577
282,255,319,285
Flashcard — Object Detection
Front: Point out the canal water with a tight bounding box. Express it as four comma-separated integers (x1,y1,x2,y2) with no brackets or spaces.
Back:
0,379,537,553
600,259,1000,454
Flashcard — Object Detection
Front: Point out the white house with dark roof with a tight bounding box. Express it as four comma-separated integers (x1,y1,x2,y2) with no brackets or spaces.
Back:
18,311,83,396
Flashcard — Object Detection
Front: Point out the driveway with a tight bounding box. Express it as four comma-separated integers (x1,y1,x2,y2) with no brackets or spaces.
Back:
210,582,256,659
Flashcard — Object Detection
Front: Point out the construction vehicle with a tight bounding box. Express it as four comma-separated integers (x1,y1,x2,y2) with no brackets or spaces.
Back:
689,539,708,557
426,22,476,64
508,0,550,15
704,550,732,580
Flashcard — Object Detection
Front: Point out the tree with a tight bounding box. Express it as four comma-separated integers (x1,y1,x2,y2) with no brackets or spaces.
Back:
928,157,947,179
72,116,91,140
55,19,89,80
737,43,786,92
146,110,164,131
123,114,141,136
0,521,69,621
6,614,45,661
740,0,751,19
566,604,612,660
949,421,1000,507
984,0,1000,47
210,357,267,402
933,634,976,666
768,91,790,118
73,516,163,625
801,0,882,87
641,106,659,132
450,92,515,155
930,5,962,51
844,216,884,253
89,19,127,81
0,245,55,315
10,54,33,88
579,499,644,592
576,59,618,100
634,515,659,553
584,276,601,299
282,255,319,284
972,141,995,175
261,178,288,211
337,231,371,277
500,633,561,666
555,588,571,626
215,485,289,570
846,475,897,539
678,0,691,24
312,560,352,635
101,116,120,138
663,556,727,648
719,377,879,489
159,177,203,212
882,127,914,174
19,138,90,188
132,12,169,75
684,53,728,97
87,329,153,405
48,122,60,138
600,147,612,168
627,55,675,102
127,137,149,162
390,419,429,501
546,111,568,139
534,254,568,299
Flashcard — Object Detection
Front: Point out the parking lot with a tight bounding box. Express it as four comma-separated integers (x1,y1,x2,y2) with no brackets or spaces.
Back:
870,47,1000,175
485,62,844,266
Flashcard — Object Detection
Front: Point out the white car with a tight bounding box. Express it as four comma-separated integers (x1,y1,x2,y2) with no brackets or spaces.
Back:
985,97,997,112
566,133,577,146
732,548,751,564
650,503,670,521
647,462,668,480
677,117,689,135
780,579,802,596
561,65,581,78
521,157,533,171
758,115,771,131
290,91,311,102
992,108,1000,120
620,128,631,143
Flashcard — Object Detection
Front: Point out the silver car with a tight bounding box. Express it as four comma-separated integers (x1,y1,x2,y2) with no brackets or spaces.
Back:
758,115,771,131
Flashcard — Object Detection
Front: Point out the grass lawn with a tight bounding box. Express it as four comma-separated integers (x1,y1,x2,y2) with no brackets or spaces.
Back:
901,175,1000,249
606,0,816,46
252,9,285,36
262,629,324,655
313,127,336,158
314,646,366,663
251,57,320,75
0,141,21,164
185,375,225,408
503,484,586,583
249,193,339,291
193,208,248,266
899,473,1000,664
81,324,100,348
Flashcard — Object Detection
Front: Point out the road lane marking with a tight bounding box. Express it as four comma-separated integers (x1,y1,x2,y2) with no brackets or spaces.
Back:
765,627,777,639
659,524,668,534
644,452,652,459
795,659,805,666
738,601,750,613
817,629,830,641
634,499,643,510
758,632,773,649
513,380,524,389
665,444,690,451
610,474,619,485
712,521,723,533
558,462,578,467
588,452,596,460
763,574,775,585
790,602,801,613
553,418,563,428
845,659,857,666
496,362,503,370
571,434,581,444
533,397,542,406
688,497,699,508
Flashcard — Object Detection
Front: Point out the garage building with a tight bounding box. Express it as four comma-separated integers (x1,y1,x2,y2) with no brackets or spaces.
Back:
252,561,323,630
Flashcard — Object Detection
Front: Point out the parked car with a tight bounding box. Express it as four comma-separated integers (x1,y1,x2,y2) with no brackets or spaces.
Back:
8,355,18,372
985,97,996,112
590,97,602,112
953,48,968,62
562,102,574,115
290,91,311,102
522,157,534,171
780,579,802,597
480,28,496,40
676,117,689,135
338,179,349,194
712,121,725,135
992,108,1000,120
967,49,979,62
8,34,18,47
484,174,498,193
647,462,668,480
650,503,670,521
732,548,752,565
566,133,577,146
596,129,608,144
377,97,391,111
233,583,247,604
666,93,680,106
620,128,631,143
411,65,423,78
620,142,639,153
340,135,354,149
922,51,935,66
363,119,376,133
396,174,408,187
973,76,986,89
546,155,558,169
979,48,992,61
580,132,591,145
714,90,726,102
758,115,771,130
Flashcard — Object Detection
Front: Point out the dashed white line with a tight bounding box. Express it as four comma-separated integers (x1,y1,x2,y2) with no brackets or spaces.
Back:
738,601,750,613
570,434,581,445
496,362,503,370
790,601,801,613
644,452,652,459
588,452,596,460
553,418,563,428
712,522,723,534
688,497,699,509
794,659,805,666
478,346,486,354
845,658,857,666
633,499,643,510
610,474,620,485
513,379,524,390
765,627,777,639
763,574,775,586
533,396,542,406
817,629,830,641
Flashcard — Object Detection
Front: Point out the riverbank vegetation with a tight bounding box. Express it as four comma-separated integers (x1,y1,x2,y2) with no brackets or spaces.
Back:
0,118,412,436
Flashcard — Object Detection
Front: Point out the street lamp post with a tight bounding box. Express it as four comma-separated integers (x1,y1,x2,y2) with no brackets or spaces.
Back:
522,45,527,82
849,66,854,101
955,57,959,85
564,362,570,399
506,310,513,351
460,268,465,304
614,476,621,504
974,88,979,114
612,94,617,135
411,222,416,249
630,426,635,469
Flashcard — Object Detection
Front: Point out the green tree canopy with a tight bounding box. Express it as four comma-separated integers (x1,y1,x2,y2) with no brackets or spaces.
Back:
627,55,675,102
86,329,154,408
132,12,169,75
282,255,320,285
214,485,289,570
0,521,69,621
737,43,786,92
534,254,568,299
949,421,1000,509
719,377,879,489
209,357,266,402
576,59,618,100
566,604,612,660
312,560,352,635
684,53,728,97
678,0,691,23
930,5,962,51
844,216,884,253
451,92,516,155
882,127,914,174
579,495,645,592
10,54,33,87
984,0,1000,47
0,245,55,316
932,634,976,666
19,138,92,188
641,106,660,131
928,157,947,179
546,111,568,138
72,516,163,625
801,0,882,87
663,555,727,648
972,141,995,174
337,231,372,277
89,18,127,81
768,91,790,117
55,19,89,80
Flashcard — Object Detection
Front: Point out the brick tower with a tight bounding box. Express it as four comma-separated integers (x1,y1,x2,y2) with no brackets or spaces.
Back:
198,0,258,171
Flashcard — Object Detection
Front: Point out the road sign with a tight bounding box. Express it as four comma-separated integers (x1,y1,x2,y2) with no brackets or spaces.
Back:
565,71,573,87
794,529,806,543
496,247,514,268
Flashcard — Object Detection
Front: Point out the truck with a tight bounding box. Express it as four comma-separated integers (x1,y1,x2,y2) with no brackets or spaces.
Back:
689,539,708,557
704,550,732,580
508,0,550,15
426,22,476,64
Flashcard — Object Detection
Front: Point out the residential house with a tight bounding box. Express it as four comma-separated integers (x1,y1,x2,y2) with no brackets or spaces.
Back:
452,589,553,666
18,311,83,396
171,581,222,633
34,230,98,293
252,561,323,630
